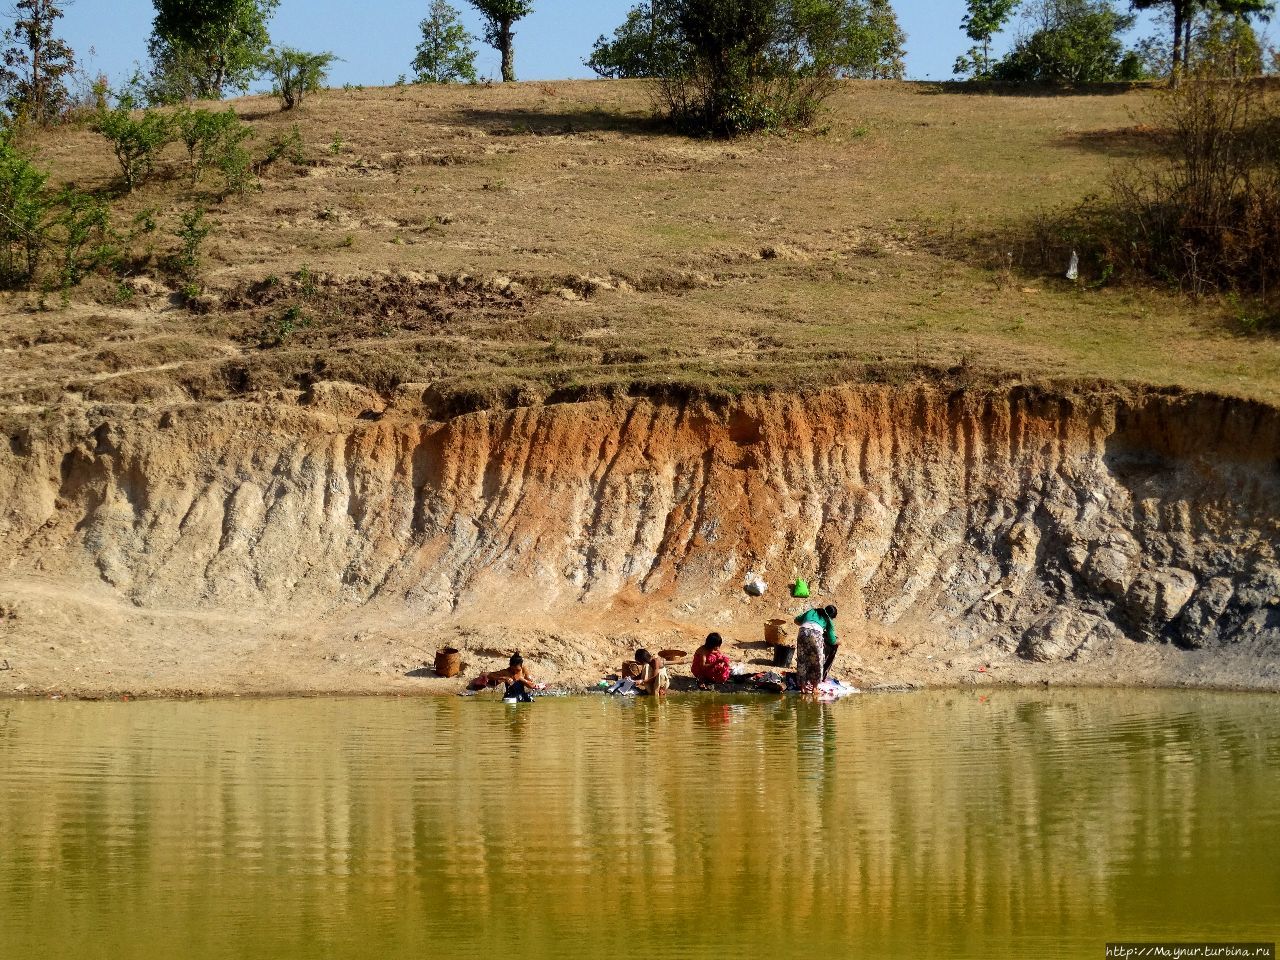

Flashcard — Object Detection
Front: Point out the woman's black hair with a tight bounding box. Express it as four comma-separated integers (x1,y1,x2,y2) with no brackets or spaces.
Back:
509,653,524,667
706,632,723,649
824,605,838,619
635,649,652,664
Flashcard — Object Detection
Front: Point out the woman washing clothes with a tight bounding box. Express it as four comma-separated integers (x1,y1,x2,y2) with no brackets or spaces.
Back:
794,604,838,692
691,633,732,689
468,653,541,701
634,649,670,697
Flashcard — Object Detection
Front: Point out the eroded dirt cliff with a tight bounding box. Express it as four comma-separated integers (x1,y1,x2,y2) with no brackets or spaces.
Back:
1,381,1278,695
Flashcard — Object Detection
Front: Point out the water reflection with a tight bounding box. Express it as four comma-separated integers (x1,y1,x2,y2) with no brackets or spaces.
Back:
0,691,1276,959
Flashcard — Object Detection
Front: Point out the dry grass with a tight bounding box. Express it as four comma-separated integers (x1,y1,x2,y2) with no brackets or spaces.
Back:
2,79,1278,410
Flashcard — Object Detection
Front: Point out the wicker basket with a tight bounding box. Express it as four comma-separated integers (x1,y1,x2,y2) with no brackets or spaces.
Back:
764,619,788,646
435,647,461,678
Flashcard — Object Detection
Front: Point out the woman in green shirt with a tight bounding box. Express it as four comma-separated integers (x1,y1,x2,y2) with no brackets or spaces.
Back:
794,605,838,688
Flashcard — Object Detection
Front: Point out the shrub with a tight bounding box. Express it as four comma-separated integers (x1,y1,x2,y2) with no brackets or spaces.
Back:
1029,66,1279,323
174,107,254,190
92,97,175,192
172,205,211,280
257,123,306,173
0,135,115,288
989,0,1144,85
1106,73,1280,302
0,135,52,284
53,189,113,286
259,47,337,111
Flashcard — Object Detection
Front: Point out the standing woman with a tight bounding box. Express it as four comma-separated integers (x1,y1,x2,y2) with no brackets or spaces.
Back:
794,604,838,690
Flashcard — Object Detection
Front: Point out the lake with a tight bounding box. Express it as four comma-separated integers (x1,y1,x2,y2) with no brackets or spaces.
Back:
1,691,1277,959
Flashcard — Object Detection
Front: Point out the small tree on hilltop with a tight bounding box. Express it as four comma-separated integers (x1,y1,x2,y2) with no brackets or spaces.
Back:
147,0,279,101
955,0,1022,77
862,0,907,78
587,1,686,79
992,0,1143,84
467,0,533,82
1,0,76,125
413,0,478,83
260,47,336,111
1130,0,1274,84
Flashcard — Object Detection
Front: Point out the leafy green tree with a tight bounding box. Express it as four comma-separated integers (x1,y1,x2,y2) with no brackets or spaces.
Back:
587,1,685,78
864,0,907,77
467,0,534,81
259,47,336,110
991,0,1142,83
0,0,75,124
1130,0,1273,82
591,0,904,82
955,0,1022,76
413,0,479,82
147,0,279,100
1192,8,1266,74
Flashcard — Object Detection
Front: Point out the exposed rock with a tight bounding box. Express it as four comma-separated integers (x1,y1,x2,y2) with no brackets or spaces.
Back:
1019,609,1111,662
1236,566,1280,609
1082,542,1139,597
300,381,387,419
1125,568,1198,638
1177,577,1234,648
1,384,1278,682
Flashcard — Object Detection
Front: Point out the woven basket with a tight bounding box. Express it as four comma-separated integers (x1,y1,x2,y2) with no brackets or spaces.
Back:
434,648,461,678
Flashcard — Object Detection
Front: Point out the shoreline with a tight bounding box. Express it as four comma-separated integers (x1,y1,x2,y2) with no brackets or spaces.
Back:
5,673,1278,703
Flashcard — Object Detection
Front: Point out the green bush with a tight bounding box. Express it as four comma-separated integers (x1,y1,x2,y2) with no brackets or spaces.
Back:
54,190,114,287
259,47,337,111
0,136,53,285
990,0,1143,85
174,107,254,191
92,97,175,192
257,123,307,173
0,135,115,289
172,205,212,280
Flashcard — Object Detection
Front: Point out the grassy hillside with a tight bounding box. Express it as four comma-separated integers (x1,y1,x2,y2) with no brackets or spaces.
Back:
3,79,1278,410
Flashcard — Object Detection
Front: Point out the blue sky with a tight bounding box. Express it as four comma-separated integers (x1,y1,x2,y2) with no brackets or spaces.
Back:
55,0,1175,89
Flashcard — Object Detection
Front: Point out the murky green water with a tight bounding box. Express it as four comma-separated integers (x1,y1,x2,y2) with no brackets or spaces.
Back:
1,691,1277,959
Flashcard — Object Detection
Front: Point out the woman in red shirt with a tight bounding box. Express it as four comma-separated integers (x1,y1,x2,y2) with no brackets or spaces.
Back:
691,633,732,688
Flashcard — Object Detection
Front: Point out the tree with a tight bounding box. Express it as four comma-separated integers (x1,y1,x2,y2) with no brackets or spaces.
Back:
413,0,478,83
467,0,533,82
589,0,905,81
865,0,907,78
1130,0,1274,83
587,1,685,79
147,0,279,101
992,0,1143,83
0,0,75,124
259,47,336,110
955,0,1022,76
1193,8,1266,74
